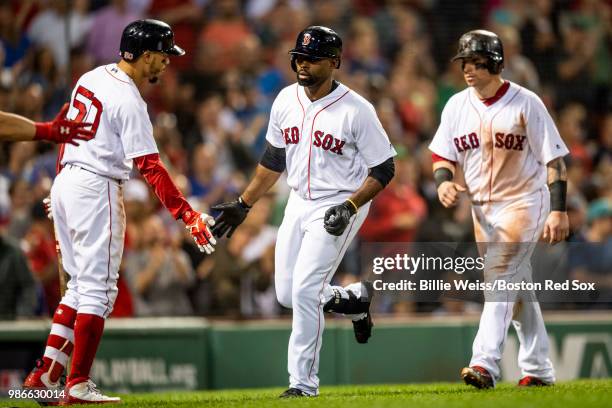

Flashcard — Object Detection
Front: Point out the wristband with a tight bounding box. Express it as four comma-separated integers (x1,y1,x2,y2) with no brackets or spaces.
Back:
238,196,252,209
434,167,453,188
33,122,52,141
181,209,198,224
549,180,567,212
345,199,358,215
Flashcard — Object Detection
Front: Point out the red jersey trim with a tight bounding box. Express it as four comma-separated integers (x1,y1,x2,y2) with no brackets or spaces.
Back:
296,85,306,194
56,144,66,174
481,81,510,107
432,153,455,164
104,66,131,84
487,88,522,201
134,153,192,220
307,90,350,199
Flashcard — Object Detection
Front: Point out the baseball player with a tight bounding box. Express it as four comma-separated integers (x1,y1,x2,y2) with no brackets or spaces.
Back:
22,20,216,404
0,104,93,144
212,26,396,398
429,30,569,388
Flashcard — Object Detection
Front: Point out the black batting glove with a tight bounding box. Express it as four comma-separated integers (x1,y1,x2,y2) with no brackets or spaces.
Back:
211,197,251,239
323,201,357,236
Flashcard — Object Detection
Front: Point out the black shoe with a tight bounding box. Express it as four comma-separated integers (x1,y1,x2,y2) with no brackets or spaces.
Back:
352,281,374,344
279,388,310,398
352,312,373,344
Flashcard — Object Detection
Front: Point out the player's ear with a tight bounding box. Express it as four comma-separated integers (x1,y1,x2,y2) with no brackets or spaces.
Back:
142,51,153,65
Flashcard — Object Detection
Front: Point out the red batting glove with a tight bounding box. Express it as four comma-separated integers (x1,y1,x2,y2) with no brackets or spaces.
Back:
182,210,217,254
34,103,95,146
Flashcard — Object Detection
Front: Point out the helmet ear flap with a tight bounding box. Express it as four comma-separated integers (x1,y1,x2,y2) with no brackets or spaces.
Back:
291,54,297,72
487,59,503,74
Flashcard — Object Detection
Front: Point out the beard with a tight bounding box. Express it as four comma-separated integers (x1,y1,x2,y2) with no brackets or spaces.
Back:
296,72,318,87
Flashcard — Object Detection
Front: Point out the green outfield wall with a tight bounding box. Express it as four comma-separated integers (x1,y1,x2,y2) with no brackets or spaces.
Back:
0,314,610,393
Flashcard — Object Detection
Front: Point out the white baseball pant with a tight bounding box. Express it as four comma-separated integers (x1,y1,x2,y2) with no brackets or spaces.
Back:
51,165,126,318
469,187,555,384
275,190,370,395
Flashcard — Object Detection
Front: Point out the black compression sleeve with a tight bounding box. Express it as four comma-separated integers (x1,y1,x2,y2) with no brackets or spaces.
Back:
259,142,286,173
549,180,567,212
434,167,453,188
368,158,395,187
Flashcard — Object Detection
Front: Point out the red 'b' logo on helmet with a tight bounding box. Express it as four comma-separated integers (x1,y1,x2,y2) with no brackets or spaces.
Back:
302,33,311,46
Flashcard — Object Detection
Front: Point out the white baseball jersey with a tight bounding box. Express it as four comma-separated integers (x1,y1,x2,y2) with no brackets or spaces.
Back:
430,81,561,385
267,81,394,395
429,81,569,202
60,63,158,180
265,82,396,200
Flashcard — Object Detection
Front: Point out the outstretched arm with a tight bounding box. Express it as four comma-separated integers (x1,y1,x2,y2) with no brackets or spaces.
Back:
212,143,284,239
0,111,37,141
542,157,569,244
0,104,94,145
134,153,216,253
241,165,283,207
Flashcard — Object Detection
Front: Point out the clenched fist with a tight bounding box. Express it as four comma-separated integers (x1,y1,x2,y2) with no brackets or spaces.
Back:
324,201,357,236
437,181,466,208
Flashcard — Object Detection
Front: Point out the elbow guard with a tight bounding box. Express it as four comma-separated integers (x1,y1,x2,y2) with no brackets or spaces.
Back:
259,142,286,173
368,158,395,187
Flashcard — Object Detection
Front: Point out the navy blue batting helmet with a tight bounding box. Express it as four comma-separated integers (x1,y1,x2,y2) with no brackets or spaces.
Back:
120,19,185,61
289,26,342,72
452,29,504,74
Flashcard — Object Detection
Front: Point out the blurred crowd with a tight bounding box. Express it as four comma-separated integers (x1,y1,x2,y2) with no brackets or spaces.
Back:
0,0,610,320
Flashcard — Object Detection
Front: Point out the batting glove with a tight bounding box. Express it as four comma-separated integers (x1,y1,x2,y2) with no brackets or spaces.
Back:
211,197,251,239
43,196,53,220
34,103,95,146
182,210,217,254
324,201,357,236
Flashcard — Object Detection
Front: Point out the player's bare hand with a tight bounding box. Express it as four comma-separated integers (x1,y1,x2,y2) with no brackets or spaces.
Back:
46,103,95,145
542,211,569,245
211,198,251,239
324,201,356,236
182,210,217,254
43,196,53,220
437,182,466,208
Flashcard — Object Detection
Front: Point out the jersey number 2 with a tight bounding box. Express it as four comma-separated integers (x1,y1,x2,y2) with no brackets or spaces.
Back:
72,85,103,136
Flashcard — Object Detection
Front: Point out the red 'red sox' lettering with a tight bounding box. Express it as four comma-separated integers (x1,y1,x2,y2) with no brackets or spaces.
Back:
494,132,526,151
283,126,300,144
313,130,345,155
453,132,480,152
282,128,345,155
